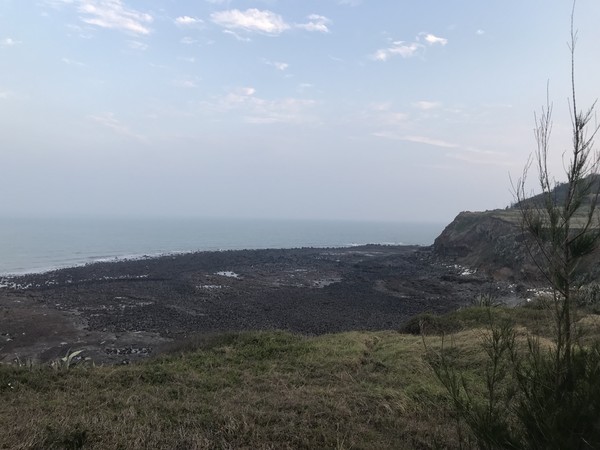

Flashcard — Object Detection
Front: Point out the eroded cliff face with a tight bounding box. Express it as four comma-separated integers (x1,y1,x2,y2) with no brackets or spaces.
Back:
433,210,536,281
433,209,600,282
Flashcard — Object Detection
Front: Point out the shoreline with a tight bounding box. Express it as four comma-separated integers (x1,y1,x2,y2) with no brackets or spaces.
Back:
0,217,443,276
0,245,519,365
0,242,419,278
0,250,196,278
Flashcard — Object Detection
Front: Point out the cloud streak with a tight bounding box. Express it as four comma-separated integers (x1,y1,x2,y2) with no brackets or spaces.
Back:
374,131,512,166
211,9,331,36
211,9,290,35
373,32,447,61
400,135,459,148
52,0,154,35
89,112,148,141
206,87,318,124
373,41,421,61
296,14,331,33
264,59,289,71
174,16,204,28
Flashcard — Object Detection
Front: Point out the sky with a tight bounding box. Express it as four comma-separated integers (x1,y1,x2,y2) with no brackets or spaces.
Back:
1,0,600,223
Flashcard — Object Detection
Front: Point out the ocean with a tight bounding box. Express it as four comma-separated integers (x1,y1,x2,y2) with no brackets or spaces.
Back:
0,217,445,275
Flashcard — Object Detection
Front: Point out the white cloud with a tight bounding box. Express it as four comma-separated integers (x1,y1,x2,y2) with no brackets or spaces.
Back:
373,41,421,61
422,33,447,46
1,37,20,47
264,59,289,71
77,0,153,35
211,9,290,35
413,101,442,111
373,32,447,62
208,87,317,124
374,132,512,166
223,29,251,42
174,16,203,28
296,14,331,33
476,29,485,35
402,135,458,148
211,9,331,36
0,90,12,99
374,132,458,149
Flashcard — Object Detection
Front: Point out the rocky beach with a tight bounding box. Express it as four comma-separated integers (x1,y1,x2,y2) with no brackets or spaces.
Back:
0,244,521,365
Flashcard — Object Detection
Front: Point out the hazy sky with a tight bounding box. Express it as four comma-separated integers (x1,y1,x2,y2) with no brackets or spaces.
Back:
1,1,599,223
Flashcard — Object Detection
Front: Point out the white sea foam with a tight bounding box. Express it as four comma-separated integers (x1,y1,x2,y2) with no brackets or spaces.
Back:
346,241,405,247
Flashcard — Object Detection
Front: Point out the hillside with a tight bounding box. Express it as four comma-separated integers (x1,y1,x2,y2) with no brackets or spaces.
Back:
516,174,600,209
434,177,600,282
433,209,531,280
3,307,599,450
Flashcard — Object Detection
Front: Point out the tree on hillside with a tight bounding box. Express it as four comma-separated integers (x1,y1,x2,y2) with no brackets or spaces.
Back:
432,3,600,449
515,1,600,377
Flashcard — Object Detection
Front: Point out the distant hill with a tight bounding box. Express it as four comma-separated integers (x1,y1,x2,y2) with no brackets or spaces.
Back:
514,174,600,208
433,175,600,282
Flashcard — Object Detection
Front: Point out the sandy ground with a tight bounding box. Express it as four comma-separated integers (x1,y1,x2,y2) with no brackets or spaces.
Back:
0,245,519,365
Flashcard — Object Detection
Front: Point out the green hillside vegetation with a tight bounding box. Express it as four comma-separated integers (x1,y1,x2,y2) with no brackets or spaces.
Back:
514,173,600,211
1,304,599,450
443,173,600,231
467,173,600,229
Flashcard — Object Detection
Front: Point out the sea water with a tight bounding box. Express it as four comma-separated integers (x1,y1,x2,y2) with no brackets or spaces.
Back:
0,217,445,275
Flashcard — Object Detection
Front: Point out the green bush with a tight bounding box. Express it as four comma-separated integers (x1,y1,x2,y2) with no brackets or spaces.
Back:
577,282,600,308
431,314,600,449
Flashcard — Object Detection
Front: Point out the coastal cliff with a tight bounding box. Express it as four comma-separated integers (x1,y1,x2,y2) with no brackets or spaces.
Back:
434,206,600,282
433,210,528,280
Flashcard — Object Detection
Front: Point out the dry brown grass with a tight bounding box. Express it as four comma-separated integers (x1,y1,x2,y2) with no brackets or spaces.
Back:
1,307,598,449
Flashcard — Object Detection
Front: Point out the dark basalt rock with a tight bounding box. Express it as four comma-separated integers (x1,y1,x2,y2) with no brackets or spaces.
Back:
0,245,519,365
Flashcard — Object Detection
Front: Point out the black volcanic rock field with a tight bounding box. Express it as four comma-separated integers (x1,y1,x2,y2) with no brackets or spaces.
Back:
0,245,521,365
